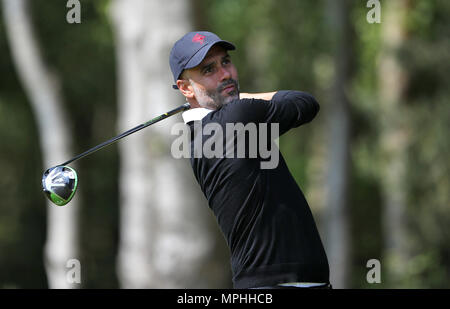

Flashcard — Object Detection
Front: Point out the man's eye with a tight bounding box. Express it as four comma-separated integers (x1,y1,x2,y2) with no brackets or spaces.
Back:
222,59,231,65
203,66,213,74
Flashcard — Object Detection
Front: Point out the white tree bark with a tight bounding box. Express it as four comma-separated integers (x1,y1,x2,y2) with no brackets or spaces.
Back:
324,0,352,289
2,0,79,288
110,0,228,288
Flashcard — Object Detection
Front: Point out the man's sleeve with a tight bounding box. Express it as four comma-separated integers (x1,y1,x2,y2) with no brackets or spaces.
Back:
232,90,320,136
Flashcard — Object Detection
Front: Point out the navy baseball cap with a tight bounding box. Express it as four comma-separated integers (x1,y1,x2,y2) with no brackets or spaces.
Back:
169,31,235,89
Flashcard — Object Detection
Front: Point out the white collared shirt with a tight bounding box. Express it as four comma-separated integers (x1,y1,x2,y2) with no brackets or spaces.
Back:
182,108,214,124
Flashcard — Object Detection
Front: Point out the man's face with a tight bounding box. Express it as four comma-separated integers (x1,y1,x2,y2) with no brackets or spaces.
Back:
178,45,239,110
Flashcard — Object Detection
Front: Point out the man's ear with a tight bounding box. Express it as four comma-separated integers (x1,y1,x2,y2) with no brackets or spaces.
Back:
176,79,195,100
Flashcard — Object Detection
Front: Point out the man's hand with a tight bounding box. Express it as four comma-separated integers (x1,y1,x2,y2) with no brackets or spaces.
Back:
239,92,277,101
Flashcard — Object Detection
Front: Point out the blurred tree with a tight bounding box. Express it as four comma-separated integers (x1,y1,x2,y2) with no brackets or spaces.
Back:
377,0,410,286
323,0,353,289
27,0,120,288
393,0,450,288
110,0,230,288
0,0,448,289
2,0,79,288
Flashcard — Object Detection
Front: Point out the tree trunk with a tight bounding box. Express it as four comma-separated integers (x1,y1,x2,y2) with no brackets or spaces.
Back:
2,0,79,289
378,0,410,286
324,0,352,289
110,0,230,288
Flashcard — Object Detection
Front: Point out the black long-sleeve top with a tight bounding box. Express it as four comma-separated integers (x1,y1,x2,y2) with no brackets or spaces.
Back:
185,90,329,288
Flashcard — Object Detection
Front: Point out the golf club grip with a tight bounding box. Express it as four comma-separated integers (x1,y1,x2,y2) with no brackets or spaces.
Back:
61,103,190,166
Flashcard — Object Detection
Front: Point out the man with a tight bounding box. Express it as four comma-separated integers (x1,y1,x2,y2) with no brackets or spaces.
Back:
169,31,330,289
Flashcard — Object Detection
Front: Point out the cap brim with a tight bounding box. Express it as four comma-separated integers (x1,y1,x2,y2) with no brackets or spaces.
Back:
184,40,235,71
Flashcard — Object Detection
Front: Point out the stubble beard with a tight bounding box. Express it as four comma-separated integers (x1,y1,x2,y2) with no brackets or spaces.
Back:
192,79,240,110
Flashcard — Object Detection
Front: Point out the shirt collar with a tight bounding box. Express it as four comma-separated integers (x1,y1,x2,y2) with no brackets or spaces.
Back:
182,108,214,124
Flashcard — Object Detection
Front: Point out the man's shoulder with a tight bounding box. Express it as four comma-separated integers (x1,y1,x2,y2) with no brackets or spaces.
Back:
207,98,269,124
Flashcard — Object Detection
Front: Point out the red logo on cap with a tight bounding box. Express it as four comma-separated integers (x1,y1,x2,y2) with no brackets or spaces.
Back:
192,33,206,44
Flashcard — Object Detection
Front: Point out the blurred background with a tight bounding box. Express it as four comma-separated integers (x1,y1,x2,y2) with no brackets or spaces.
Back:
0,0,449,289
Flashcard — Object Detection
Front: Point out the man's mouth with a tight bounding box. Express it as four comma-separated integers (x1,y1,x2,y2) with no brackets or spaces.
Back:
222,84,235,93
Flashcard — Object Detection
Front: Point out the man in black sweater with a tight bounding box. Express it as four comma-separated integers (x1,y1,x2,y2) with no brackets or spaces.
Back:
169,31,330,289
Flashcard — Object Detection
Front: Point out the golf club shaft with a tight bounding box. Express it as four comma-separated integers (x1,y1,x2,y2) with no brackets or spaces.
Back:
60,103,190,166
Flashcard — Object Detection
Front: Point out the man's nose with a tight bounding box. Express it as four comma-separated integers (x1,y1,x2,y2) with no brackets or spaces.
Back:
218,65,231,81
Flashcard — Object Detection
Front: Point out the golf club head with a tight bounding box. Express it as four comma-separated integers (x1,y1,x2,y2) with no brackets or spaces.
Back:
42,166,78,206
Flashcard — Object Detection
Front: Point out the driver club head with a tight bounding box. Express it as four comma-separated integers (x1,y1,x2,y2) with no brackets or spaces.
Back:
42,166,78,206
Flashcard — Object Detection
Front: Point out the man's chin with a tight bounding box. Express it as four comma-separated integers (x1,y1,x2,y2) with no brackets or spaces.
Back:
224,92,239,103
200,91,239,109
223,98,234,104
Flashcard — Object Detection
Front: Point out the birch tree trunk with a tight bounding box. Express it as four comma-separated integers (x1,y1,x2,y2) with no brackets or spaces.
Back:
324,0,352,289
110,0,229,288
378,0,410,286
2,0,79,289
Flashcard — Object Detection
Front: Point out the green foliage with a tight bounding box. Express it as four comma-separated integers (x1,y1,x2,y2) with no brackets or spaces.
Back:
0,3,48,288
401,0,450,288
0,95,48,288
0,0,118,288
0,0,449,288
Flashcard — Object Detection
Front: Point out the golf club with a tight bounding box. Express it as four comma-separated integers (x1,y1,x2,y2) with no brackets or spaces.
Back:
42,102,191,206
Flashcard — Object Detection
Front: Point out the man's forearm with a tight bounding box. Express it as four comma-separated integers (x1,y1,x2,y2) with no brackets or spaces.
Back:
239,92,277,101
